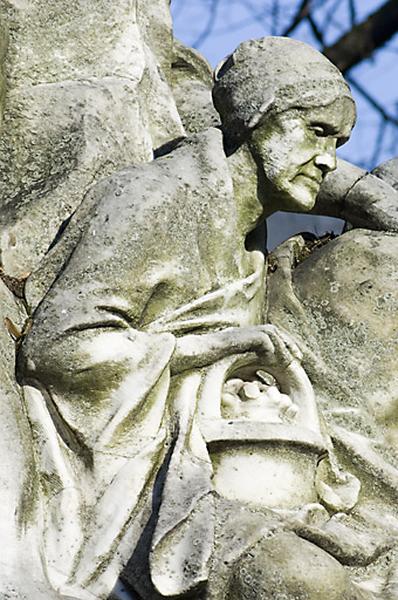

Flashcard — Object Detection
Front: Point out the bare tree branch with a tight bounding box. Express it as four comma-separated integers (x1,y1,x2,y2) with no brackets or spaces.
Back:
319,0,345,39
347,75,398,127
212,1,271,35
307,13,324,45
323,0,398,74
271,0,280,36
370,118,387,167
192,0,219,48
240,0,270,28
387,129,398,158
348,0,357,28
282,0,312,36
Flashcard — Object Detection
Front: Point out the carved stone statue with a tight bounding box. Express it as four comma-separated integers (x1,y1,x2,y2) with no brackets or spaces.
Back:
1,5,398,600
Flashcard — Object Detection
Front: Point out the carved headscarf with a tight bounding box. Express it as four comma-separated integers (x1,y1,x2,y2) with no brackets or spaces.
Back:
212,37,355,145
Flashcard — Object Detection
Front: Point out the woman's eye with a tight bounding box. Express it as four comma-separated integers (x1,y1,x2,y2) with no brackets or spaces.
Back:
310,124,327,136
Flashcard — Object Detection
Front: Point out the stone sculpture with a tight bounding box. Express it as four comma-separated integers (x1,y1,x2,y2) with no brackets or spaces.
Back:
1,3,398,599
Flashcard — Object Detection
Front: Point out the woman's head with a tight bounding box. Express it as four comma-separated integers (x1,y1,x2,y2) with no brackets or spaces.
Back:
213,37,356,212
213,36,355,147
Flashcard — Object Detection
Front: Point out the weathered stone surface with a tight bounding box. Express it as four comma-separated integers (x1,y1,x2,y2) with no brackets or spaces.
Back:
0,279,58,598
268,230,398,594
2,14,398,599
269,229,398,449
372,157,398,190
24,37,221,311
0,19,6,122
0,0,184,277
171,39,220,135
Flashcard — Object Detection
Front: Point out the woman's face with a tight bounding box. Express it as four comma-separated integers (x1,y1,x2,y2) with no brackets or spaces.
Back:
249,97,356,212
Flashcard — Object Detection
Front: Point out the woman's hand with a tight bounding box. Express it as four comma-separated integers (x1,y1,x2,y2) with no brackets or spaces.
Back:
170,324,302,375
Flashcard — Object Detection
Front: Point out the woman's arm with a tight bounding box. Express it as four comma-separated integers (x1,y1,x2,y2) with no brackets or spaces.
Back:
170,324,302,375
312,158,398,232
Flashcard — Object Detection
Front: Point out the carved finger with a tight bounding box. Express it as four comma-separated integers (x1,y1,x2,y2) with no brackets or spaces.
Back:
275,328,303,362
269,330,295,368
258,331,275,356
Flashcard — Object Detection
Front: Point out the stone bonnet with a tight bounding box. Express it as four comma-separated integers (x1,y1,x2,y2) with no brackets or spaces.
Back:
212,36,355,145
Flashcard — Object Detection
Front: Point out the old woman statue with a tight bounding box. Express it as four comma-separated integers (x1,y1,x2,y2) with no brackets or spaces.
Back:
12,36,398,599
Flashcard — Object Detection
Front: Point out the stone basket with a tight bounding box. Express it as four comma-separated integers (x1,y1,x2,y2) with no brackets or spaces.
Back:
201,419,327,509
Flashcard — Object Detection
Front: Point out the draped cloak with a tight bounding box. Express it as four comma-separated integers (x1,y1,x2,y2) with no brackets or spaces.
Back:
16,128,398,600
19,128,267,599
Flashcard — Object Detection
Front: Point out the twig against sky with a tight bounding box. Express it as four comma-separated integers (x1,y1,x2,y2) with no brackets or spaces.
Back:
324,0,398,73
370,118,387,166
307,12,324,45
348,0,357,28
282,0,312,36
270,0,280,35
319,0,344,39
192,0,219,48
347,76,398,127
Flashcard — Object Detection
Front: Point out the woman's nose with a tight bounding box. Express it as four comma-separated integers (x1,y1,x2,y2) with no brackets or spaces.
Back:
314,138,337,174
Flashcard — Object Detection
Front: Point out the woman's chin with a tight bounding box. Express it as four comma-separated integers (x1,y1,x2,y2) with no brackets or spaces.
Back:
283,183,318,213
